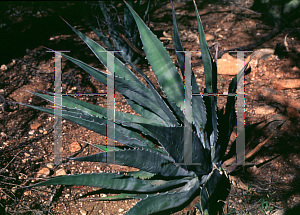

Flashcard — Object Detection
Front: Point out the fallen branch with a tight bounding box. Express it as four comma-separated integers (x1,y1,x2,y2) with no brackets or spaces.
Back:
223,120,285,172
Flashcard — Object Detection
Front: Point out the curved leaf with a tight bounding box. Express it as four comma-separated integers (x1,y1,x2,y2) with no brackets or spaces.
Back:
171,0,207,140
126,177,199,215
28,173,189,193
138,123,211,175
19,103,159,151
214,60,251,163
125,1,185,112
58,19,177,124
199,167,230,214
193,0,213,94
30,91,164,126
70,148,196,177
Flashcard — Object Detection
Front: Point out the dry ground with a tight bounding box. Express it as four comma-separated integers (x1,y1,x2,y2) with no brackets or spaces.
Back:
1,1,300,214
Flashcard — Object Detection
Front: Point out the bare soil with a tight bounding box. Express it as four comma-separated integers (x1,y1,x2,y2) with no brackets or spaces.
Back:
1,1,300,214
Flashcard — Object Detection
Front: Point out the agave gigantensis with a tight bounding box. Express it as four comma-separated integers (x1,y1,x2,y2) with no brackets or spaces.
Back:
23,1,252,214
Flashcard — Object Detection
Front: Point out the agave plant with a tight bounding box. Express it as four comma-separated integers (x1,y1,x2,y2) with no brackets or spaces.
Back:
22,0,252,214
85,0,151,64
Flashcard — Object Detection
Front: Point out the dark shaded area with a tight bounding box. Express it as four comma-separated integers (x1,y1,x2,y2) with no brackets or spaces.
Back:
251,0,300,26
285,203,300,215
0,1,95,65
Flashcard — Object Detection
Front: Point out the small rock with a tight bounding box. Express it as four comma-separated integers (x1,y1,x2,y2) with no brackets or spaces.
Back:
292,66,300,71
28,130,35,135
11,186,18,193
273,79,300,90
9,59,16,66
1,64,7,70
250,48,275,60
24,191,31,196
79,209,86,215
118,208,124,212
69,141,81,153
271,209,285,215
22,159,27,163
247,165,260,175
24,152,30,157
43,130,48,135
0,89,4,93
286,106,299,119
217,53,244,75
46,163,54,169
55,168,66,176
22,65,26,70
205,33,214,41
254,105,276,115
0,132,7,137
30,122,41,130
238,199,243,203
37,167,50,178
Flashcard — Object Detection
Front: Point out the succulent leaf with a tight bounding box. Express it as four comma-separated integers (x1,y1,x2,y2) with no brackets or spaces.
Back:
214,61,251,163
137,123,211,175
28,173,191,193
125,1,186,114
125,177,199,215
56,21,174,124
70,148,196,177
171,0,207,142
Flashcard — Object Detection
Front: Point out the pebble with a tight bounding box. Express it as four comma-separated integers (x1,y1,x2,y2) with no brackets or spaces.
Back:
79,209,86,215
247,165,260,175
30,122,41,130
37,167,50,178
286,107,299,119
55,168,66,176
69,141,81,153
271,210,285,215
46,163,54,169
1,64,7,70
28,130,35,135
